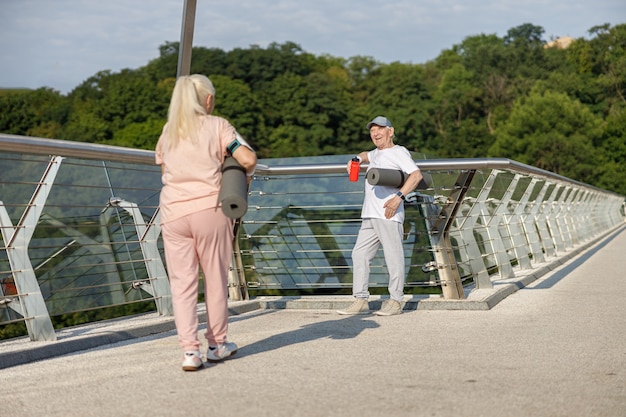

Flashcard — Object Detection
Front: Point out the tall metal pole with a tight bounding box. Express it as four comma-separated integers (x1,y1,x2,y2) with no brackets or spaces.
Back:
177,0,197,77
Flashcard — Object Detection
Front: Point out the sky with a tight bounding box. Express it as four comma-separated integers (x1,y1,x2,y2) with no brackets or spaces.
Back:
1,0,625,94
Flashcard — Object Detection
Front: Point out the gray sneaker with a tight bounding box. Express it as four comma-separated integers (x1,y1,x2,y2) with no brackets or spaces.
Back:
336,298,370,315
207,341,238,362
375,299,402,316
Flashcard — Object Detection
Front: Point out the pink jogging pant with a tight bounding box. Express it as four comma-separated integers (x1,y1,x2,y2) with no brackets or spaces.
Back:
161,207,234,351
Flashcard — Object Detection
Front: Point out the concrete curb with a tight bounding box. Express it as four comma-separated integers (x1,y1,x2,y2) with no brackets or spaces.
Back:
418,224,625,310
1,224,622,370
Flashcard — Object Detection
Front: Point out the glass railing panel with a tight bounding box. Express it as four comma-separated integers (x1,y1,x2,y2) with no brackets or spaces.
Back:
2,136,624,341
0,151,163,318
242,156,441,293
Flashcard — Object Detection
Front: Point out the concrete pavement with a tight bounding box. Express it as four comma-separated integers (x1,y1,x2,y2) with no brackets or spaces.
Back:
1,225,625,417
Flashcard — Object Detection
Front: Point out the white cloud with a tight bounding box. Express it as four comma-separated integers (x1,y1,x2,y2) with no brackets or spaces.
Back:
0,0,624,93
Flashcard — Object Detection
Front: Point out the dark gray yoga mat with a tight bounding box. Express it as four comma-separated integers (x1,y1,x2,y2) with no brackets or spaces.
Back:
219,157,248,219
366,168,431,190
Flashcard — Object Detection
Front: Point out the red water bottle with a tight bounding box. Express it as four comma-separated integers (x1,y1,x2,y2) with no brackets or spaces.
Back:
349,157,360,182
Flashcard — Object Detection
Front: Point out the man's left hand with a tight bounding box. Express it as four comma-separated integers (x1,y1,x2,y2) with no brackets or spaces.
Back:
383,195,402,219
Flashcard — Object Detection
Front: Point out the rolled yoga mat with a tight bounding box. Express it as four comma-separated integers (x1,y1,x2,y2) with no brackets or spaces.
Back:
219,157,248,219
366,168,431,190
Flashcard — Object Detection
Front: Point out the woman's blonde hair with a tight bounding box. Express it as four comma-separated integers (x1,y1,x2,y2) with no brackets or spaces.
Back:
164,74,216,147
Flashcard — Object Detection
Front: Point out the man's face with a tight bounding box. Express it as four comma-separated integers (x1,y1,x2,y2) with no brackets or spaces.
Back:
369,125,394,150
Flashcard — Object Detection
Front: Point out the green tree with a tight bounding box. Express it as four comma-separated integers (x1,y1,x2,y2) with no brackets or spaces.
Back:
452,33,507,77
142,41,179,81
592,24,626,108
352,62,433,154
0,88,68,137
63,69,170,145
224,42,317,89
595,105,626,195
210,75,267,155
94,70,168,134
61,101,110,142
345,55,379,84
431,64,481,149
489,88,601,182
502,23,549,80
260,68,352,157
110,119,165,149
565,23,626,114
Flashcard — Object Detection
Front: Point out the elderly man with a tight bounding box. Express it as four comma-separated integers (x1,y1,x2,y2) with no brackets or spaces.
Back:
337,116,423,316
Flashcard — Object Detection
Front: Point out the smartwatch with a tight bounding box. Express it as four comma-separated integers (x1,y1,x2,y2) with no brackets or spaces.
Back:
396,191,405,200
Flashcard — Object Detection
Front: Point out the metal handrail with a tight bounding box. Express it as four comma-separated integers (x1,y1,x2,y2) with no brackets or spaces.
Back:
0,134,154,165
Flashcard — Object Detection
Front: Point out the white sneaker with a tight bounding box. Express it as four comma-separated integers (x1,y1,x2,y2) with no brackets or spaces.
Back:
207,341,238,362
336,298,370,315
182,351,203,371
374,299,402,316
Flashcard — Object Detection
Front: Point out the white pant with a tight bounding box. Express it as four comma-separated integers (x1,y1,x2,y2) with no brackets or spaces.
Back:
351,218,405,302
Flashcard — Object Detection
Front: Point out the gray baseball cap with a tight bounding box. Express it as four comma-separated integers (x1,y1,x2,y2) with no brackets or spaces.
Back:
366,116,392,130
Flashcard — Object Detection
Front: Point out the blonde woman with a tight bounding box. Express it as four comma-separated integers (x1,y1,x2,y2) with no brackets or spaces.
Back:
156,74,257,371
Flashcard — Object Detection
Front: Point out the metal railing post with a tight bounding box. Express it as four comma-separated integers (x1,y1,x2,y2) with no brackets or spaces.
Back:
0,156,63,341
429,170,476,298
110,199,173,316
503,174,533,270
519,178,546,264
228,219,249,301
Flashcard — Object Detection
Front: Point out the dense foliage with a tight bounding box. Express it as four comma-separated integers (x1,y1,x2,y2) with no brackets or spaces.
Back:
1,23,625,195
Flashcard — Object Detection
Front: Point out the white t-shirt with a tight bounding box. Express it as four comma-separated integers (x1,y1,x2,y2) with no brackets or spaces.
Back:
361,145,418,223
